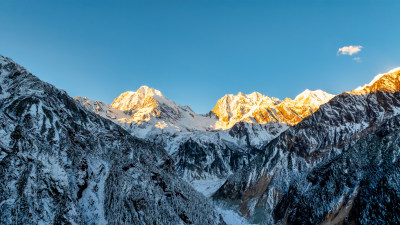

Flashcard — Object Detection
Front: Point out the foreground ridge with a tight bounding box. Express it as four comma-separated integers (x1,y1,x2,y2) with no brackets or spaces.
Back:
0,55,225,224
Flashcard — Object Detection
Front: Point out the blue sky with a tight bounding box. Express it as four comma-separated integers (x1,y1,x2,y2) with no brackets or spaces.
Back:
1,0,400,113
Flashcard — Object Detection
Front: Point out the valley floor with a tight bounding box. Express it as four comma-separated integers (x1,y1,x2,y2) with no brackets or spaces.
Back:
190,178,252,225
216,206,251,225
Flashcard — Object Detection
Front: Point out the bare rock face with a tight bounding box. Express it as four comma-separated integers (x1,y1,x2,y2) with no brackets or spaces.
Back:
213,68,400,224
0,55,225,225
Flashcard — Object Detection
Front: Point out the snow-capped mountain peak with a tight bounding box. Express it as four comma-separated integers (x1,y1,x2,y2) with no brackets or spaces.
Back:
293,89,335,107
110,85,169,112
212,89,334,128
79,85,220,137
136,85,163,96
352,67,400,94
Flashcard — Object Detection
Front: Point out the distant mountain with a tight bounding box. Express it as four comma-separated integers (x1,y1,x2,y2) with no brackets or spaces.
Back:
110,86,218,132
76,85,333,136
0,55,224,224
214,68,400,224
212,89,334,128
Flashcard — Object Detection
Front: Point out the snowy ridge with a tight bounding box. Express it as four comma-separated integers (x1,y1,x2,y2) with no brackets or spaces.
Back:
293,89,335,108
109,85,220,134
212,89,334,128
354,67,400,91
78,86,333,138
74,96,130,121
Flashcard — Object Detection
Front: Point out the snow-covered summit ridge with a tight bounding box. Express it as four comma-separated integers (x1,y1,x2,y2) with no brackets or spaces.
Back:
294,89,333,102
108,85,211,128
77,86,334,134
111,85,170,112
353,67,400,93
212,89,335,128
77,86,220,135
293,89,335,108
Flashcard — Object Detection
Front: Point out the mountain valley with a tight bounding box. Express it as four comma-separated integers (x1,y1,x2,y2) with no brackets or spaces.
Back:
1,54,400,224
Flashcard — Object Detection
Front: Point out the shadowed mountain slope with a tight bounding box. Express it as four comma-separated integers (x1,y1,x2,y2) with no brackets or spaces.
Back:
0,55,225,224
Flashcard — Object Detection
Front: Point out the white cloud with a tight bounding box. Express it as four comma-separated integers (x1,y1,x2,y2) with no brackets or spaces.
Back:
337,45,363,56
352,57,362,62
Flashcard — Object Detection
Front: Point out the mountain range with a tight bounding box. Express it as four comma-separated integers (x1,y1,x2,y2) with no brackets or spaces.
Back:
1,54,400,224
74,79,334,191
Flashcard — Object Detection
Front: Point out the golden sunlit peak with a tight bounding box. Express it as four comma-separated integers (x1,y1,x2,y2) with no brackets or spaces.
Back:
388,67,400,74
247,91,264,99
212,88,334,128
293,89,311,101
351,67,400,94
232,91,265,101
294,89,333,102
110,85,167,114
136,85,164,97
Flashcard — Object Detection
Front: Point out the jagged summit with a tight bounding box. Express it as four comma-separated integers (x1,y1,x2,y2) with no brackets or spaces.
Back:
212,89,334,128
78,86,219,135
78,85,334,132
108,85,193,126
137,85,163,95
111,85,168,112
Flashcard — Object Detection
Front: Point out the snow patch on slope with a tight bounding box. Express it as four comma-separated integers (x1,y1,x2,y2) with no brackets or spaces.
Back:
191,178,227,198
